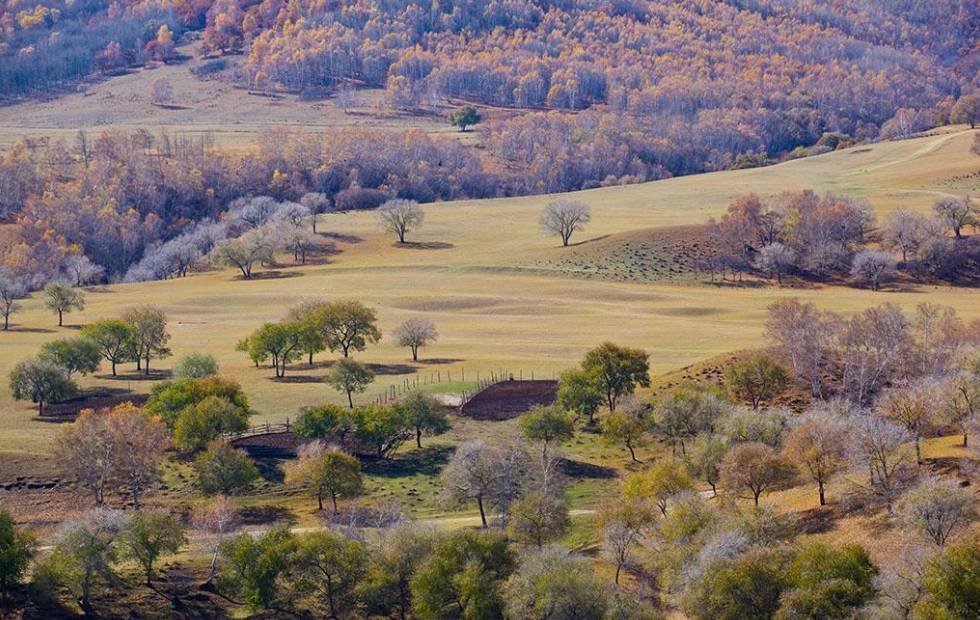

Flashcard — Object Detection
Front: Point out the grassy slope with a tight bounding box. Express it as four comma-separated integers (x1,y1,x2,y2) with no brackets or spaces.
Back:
1,128,977,459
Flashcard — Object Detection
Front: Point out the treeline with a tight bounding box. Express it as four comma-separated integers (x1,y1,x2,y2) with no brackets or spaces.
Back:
235,0,976,157
701,190,980,286
0,0,200,98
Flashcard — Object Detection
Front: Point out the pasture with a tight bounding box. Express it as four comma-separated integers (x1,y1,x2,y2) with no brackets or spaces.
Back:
2,128,978,459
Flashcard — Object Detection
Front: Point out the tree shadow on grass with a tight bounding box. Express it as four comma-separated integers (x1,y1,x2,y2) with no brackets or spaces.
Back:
274,374,325,384
559,458,618,480
363,444,454,479
96,368,171,382
319,232,363,245
235,270,303,281
366,363,417,376
238,504,296,527
419,358,464,365
4,326,54,334
395,241,455,250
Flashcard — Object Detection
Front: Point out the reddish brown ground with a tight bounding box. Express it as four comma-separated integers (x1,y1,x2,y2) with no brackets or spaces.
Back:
460,379,558,421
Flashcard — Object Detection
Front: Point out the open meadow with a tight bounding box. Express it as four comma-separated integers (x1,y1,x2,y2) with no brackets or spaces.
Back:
2,127,978,458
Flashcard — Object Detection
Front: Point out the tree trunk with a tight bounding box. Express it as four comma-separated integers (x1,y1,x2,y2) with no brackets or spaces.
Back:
963,432,968,448
477,495,487,528
58,309,64,326
144,355,151,375
309,350,314,365
346,391,354,408
709,481,717,497
614,563,622,586
332,491,339,515
136,356,142,371
412,346,418,361
416,427,423,449
3,313,8,330
317,490,323,511
111,360,117,376
818,481,826,506
915,438,922,465
753,491,761,506
627,442,638,463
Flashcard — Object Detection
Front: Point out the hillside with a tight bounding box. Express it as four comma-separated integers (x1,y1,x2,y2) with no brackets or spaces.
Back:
2,128,977,456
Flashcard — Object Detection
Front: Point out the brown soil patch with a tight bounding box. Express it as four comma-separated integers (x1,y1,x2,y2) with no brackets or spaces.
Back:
460,379,558,421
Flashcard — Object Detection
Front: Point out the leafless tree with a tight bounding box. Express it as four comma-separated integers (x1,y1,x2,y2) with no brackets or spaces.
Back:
209,225,278,279
755,242,796,285
896,477,977,546
882,208,933,262
850,413,915,514
907,303,969,379
191,495,239,585
0,271,26,331
598,499,654,586
540,200,591,246
851,249,896,291
150,77,174,106
300,192,330,233
877,380,942,465
392,318,438,361
109,404,169,508
838,303,911,404
765,299,840,397
875,547,932,620
932,195,977,239
376,199,424,243
440,439,531,528
62,255,104,287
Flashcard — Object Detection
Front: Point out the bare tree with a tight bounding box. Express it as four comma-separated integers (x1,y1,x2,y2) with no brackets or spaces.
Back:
540,200,591,246
108,404,169,508
851,249,896,291
43,283,85,327
765,299,840,397
598,499,654,586
62,255,104,287
932,196,977,239
838,303,911,404
440,439,530,528
875,547,931,620
755,242,796,285
896,477,977,546
882,208,932,262
850,413,915,514
0,271,26,331
877,380,941,465
376,199,424,243
300,192,330,233
150,77,174,106
393,318,438,361
191,495,239,585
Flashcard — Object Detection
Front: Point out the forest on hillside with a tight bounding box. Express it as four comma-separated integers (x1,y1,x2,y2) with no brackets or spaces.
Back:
0,1,978,286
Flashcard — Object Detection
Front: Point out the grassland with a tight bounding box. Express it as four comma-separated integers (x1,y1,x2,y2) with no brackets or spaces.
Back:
1,127,978,460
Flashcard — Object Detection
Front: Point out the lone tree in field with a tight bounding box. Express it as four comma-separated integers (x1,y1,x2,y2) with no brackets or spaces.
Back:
540,200,591,247
950,93,980,129
81,319,134,376
319,300,382,357
122,306,171,374
120,510,186,586
724,354,789,410
449,105,481,132
376,199,424,243
851,249,897,291
0,271,26,330
9,360,77,415
582,342,650,411
43,283,85,327
285,441,363,514
328,358,374,407
932,196,977,239
393,318,438,361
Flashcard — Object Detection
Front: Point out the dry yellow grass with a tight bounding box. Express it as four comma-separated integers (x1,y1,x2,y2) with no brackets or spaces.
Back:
0,128,978,459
